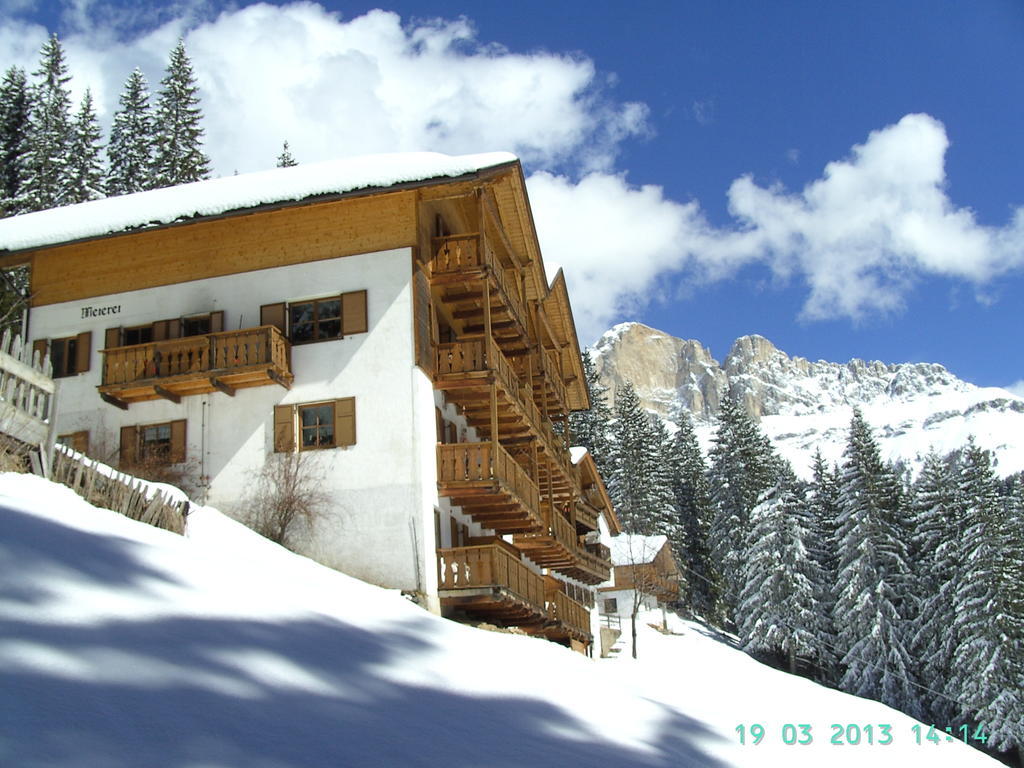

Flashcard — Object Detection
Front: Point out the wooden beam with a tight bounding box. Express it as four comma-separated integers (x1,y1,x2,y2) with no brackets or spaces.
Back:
153,386,181,404
209,377,236,397
99,392,129,410
267,368,291,389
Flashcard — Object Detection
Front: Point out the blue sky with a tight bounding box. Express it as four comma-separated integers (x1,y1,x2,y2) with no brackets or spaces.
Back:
3,0,1023,390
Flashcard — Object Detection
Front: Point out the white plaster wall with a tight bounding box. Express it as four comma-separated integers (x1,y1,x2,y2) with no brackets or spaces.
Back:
30,248,431,592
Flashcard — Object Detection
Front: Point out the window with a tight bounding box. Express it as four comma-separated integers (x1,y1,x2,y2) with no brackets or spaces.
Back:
105,312,223,348
33,332,91,378
122,325,154,346
120,420,186,466
261,290,367,345
289,297,341,343
273,398,356,452
57,431,89,454
603,598,618,614
300,402,335,448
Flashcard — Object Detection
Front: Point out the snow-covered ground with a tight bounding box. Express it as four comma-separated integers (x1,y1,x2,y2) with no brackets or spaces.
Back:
0,473,1001,767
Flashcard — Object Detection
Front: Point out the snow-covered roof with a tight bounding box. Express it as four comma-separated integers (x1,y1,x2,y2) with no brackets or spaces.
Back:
0,151,518,253
608,534,668,566
569,446,588,465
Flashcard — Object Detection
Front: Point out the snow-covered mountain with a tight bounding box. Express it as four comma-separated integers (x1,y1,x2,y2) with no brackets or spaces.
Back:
591,322,1024,478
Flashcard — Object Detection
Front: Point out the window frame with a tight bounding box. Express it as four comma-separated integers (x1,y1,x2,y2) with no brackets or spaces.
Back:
273,397,356,453
35,332,91,378
261,290,367,346
298,401,337,451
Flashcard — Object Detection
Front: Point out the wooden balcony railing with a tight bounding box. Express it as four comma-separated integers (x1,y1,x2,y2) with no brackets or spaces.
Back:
548,590,591,640
99,326,292,406
431,235,527,336
437,441,542,530
437,543,545,612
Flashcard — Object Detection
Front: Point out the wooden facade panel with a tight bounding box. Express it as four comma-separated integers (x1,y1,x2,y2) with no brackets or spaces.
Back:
29,191,417,306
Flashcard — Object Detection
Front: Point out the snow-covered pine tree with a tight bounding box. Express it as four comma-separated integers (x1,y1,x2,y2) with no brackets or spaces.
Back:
738,466,828,675
707,395,781,619
805,449,841,683
568,349,614,478
833,409,922,717
951,439,1023,754
908,451,961,723
21,34,74,211
663,408,721,621
650,416,686,553
276,140,297,168
607,382,674,535
0,66,31,215
107,68,155,196
980,480,1024,759
65,89,104,204
153,39,211,187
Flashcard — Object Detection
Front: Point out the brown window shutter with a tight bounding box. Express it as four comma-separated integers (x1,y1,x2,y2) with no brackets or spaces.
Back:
273,404,294,452
72,430,89,455
261,302,286,334
210,311,224,333
119,425,138,466
342,290,368,335
104,327,122,349
169,419,187,463
167,318,181,339
74,331,91,373
334,397,356,446
152,320,167,341
32,338,48,368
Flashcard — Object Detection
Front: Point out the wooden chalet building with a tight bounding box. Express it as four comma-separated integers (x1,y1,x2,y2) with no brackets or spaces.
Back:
599,534,681,620
0,152,619,652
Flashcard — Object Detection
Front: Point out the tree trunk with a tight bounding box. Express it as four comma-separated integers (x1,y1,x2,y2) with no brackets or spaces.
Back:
788,646,796,675
631,609,638,659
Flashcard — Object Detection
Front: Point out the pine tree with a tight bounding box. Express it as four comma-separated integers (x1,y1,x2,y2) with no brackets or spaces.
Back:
738,467,828,675
21,34,74,211
0,66,31,215
707,395,781,619
952,440,1023,752
607,382,674,535
276,140,297,168
664,409,721,621
568,349,613,477
153,39,211,187
833,409,921,716
107,68,155,196
806,449,841,683
909,451,961,723
65,89,103,204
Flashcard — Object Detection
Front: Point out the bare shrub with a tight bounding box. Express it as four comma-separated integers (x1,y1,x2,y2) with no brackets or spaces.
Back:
240,452,329,550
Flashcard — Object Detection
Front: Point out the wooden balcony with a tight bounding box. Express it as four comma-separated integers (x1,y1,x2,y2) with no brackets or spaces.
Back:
435,339,543,445
99,326,292,407
437,441,543,533
437,542,546,626
513,506,578,571
431,235,528,350
544,588,592,645
559,538,612,585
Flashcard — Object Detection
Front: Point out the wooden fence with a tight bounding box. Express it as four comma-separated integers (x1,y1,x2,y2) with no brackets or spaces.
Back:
51,446,189,535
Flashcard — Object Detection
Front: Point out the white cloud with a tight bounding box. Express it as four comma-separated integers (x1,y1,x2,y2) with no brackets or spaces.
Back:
0,3,646,175
528,170,712,341
711,114,1024,320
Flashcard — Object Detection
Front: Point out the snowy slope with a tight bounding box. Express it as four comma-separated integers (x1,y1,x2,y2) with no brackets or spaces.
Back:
0,473,1000,767
593,322,1024,479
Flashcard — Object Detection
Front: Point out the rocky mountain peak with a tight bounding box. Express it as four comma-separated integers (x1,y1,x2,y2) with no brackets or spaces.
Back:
592,323,974,422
